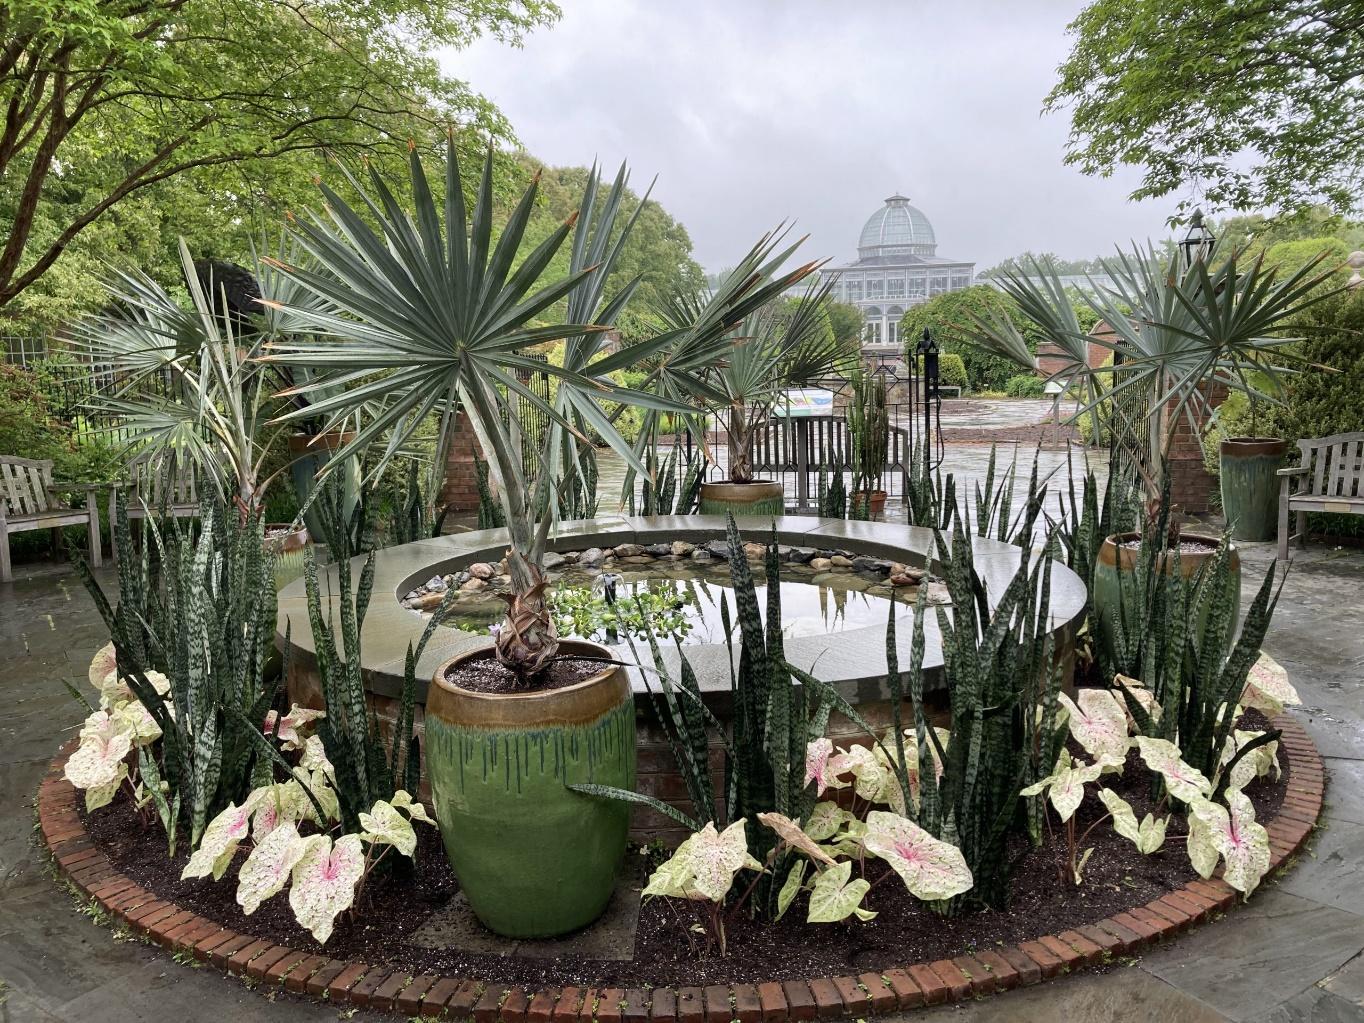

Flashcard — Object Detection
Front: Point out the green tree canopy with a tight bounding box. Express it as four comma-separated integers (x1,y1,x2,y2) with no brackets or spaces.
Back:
0,0,558,317
1048,0,1364,216
824,300,864,345
899,286,1041,392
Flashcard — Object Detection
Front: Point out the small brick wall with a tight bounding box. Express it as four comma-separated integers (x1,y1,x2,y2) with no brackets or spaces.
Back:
440,412,483,513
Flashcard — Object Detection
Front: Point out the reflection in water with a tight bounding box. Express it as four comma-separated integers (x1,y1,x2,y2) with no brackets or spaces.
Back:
440,562,911,646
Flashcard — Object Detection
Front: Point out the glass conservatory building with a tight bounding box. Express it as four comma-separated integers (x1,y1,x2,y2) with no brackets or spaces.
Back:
823,195,975,352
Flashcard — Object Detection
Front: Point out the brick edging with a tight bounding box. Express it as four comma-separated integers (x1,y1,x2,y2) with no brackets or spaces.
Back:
37,712,1324,1020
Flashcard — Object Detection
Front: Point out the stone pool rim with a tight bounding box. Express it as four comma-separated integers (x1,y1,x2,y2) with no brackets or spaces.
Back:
274,514,1088,710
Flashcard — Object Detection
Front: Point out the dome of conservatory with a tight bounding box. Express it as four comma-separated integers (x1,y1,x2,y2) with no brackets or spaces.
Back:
857,195,937,258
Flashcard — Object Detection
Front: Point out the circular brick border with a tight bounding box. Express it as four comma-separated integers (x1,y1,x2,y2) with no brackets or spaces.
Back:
38,712,1324,1021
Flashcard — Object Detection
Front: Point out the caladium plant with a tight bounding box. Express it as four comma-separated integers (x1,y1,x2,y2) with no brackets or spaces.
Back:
1186,789,1271,895
1241,653,1301,715
1135,736,1213,804
860,810,975,902
1096,787,1168,854
1057,689,1131,767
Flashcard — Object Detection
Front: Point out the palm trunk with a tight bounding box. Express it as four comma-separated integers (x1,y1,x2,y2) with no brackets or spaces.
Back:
728,405,753,483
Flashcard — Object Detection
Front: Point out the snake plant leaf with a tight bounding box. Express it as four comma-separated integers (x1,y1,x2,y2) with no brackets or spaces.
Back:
806,859,875,924
861,810,975,902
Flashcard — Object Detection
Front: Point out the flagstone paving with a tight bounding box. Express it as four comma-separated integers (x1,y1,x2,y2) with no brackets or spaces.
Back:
1,488,1362,1021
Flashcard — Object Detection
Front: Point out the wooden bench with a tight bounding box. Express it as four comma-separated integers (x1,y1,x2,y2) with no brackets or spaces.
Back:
0,456,103,582
120,455,200,522
1278,431,1364,560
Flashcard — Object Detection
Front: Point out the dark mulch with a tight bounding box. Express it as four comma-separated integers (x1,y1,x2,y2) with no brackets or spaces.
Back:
444,654,603,694
82,721,1288,989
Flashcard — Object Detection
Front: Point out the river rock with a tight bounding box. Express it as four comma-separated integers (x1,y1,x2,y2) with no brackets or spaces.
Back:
743,542,766,560
925,581,951,604
785,546,816,563
412,591,446,610
460,577,486,592
611,543,644,558
542,551,567,570
578,547,605,567
809,557,833,571
468,562,495,580
671,540,694,557
704,539,729,559
852,556,888,575
425,575,448,592
620,555,653,564
829,554,853,568
646,543,672,556
691,549,714,563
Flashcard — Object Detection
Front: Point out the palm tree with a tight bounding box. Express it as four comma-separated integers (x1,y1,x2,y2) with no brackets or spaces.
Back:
261,139,818,678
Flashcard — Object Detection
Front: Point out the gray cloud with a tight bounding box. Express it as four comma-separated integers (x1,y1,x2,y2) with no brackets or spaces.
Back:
445,1,1180,274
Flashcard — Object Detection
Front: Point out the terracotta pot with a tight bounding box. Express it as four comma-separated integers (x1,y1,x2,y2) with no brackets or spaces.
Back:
263,523,309,554
1093,531,1239,664
424,640,635,938
698,479,784,518
851,489,887,521
1219,437,1289,542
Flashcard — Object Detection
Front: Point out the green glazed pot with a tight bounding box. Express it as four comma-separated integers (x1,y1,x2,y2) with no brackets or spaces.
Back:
698,479,784,517
425,640,635,938
1219,437,1289,542
1093,531,1239,666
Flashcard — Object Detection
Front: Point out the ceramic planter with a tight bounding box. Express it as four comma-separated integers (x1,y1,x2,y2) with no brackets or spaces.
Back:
1219,437,1290,542
850,489,887,521
1093,531,1239,664
263,523,309,554
698,479,784,517
424,640,635,938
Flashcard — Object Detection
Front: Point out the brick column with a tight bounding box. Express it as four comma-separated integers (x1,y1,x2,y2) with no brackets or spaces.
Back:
440,411,483,512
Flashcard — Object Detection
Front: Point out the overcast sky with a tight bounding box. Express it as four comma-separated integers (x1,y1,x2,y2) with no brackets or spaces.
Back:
444,1,1185,275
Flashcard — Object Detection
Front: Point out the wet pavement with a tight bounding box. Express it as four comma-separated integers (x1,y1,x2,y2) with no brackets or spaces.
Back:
1,452,1362,1021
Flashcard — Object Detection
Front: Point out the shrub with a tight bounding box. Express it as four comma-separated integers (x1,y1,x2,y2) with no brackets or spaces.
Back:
1005,373,1047,398
900,286,1036,393
912,351,968,391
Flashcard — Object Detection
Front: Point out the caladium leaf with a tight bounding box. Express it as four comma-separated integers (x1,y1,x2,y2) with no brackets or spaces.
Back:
861,810,974,901
66,711,133,793
1097,787,1167,854
299,734,334,780
84,764,128,812
806,859,875,923
776,859,807,921
289,833,365,944
1135,737,1212,804
642,837,698,900
757,812,836,865
237,821,307,915
1020,754,1103,823
182,788,268,880
1242,653,1300,715
841,744,904,811
688,820,761,902
391,789,434,824
263,704,326,751
804,801,853,842
1114,674,1161,728
89,642,117,691
1220,730,1281,791
111,698,162,746
1186,790,1270,894
804,737,848,796
359,799,417,857
1058,689,1131,764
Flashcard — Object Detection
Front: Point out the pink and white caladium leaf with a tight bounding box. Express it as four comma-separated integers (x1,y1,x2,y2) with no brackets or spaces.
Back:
860,810,974,901
1135,737,1212,804
89,642,117,690
263,704,326,751
1096,787,1167,854
803,801,854,842
83,763,128,812
1058,689,1131,765
1219,730,1281,792
1114,674,1161,728
806,859,876,923
299,735,334,780
1186,790,1271,894
182,789,268,881
804,738,849,796
1241,653,1301,715
840,744,905,811
66,710,134,797
289,833,365,944
1020,754,1104,823
642,840,698,900
359,799,418,857
237,821,308,915
688,819,762,902
110,699,161,746
390,789,435,825
756,812,836,866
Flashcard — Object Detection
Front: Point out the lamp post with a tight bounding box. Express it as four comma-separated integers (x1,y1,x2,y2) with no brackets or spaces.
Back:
915,328,939,473
1178,208,1217,272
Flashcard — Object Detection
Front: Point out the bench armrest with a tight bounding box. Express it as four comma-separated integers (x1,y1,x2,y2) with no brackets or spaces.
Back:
1276,466,1309,477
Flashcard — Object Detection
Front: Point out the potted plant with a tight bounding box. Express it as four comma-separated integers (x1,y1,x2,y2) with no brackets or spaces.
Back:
261,141,815,937
847,367,889,519
969,247,1340,661
672,278,854,517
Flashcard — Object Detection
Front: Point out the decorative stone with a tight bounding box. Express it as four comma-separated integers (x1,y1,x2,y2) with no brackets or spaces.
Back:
412,591,446,610
671,541,694,557
460,577,486,592
830,555,853,568
426,575,448,592
620,556,653,565
704,540,729,559
578,547,605,567
612,543,645,558
809,557,833,571
742,542,766,560
645,543,672,556
785,547,815,563
542,552,567,570
469,562,495,580
691,550,714,563
851,557,888,575
925,581,951,604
